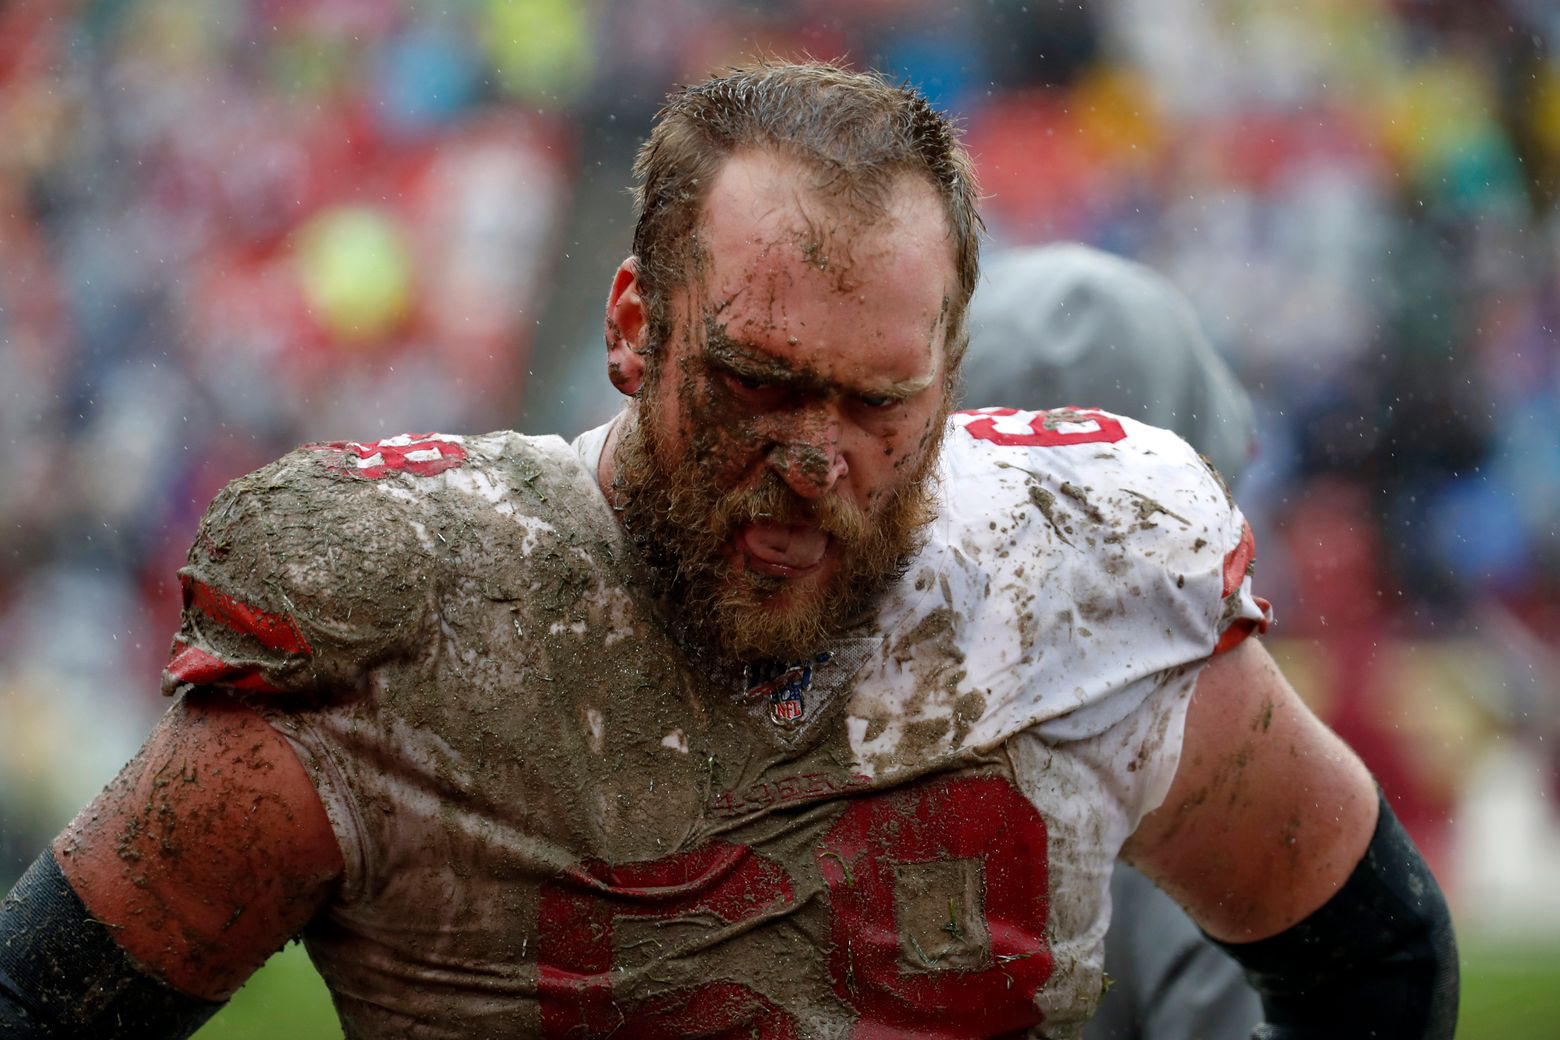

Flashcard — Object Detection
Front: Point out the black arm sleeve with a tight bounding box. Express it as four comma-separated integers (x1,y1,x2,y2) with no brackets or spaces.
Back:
0,849,224,1040
1211,791,1458,1040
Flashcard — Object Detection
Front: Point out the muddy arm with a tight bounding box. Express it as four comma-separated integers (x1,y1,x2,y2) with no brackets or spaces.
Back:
1123,639,1457,1038
1123,639,1375,941
1,690,341,1036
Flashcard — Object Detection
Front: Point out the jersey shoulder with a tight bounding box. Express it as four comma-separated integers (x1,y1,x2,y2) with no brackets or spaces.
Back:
920,408,1268,735
942,406,1238,562
163,431,600,699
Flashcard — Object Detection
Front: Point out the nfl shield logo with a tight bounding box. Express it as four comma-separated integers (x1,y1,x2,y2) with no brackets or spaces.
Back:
771,688,805,724
743,651,834,729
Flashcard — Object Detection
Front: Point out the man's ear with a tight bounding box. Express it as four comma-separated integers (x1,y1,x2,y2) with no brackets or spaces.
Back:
606,258,649,397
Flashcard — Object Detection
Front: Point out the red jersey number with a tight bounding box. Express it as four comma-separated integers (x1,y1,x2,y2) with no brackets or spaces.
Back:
816,775,1052,1038
537,775,1052,1039
959,407,1127,448
306,433,467,479
537,843,802,1039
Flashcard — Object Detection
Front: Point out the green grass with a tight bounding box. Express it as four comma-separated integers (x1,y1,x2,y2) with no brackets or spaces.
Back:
201,941,1560,1035
194,942,341,1040
1458,942,1560,1039
199,937,1560,1038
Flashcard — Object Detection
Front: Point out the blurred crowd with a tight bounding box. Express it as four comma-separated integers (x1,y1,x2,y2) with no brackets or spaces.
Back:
2,0,1558,917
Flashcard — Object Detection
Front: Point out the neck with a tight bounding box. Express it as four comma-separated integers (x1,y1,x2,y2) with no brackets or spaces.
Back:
596,409,632,509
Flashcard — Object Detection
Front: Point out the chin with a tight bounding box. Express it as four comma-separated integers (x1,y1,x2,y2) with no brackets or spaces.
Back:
708,565,846,662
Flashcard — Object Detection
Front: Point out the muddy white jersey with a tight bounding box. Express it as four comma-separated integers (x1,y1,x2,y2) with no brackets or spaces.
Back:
161,411,1268,1039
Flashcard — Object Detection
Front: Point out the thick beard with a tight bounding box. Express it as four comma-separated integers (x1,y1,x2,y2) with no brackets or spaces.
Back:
612,403,944,663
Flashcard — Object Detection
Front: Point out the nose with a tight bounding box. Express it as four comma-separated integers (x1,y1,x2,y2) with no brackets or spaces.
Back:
767,411,847,500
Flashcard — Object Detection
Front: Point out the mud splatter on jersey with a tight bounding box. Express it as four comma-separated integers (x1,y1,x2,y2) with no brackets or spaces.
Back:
161,412,1268,1039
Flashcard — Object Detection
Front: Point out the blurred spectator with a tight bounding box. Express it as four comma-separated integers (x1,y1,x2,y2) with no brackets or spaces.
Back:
964,244,1256,485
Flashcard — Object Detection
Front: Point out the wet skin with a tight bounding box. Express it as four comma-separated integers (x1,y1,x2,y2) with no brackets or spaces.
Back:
603,149,959,607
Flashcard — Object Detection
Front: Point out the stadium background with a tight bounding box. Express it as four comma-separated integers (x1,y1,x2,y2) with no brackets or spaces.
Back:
1,0,1556,1034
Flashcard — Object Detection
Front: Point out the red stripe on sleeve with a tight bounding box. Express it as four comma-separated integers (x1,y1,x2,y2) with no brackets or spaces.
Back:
165,641,284,693
1213,618,1258,656
181,575,312,655
1221,521,1256,598
1212,597,1273,657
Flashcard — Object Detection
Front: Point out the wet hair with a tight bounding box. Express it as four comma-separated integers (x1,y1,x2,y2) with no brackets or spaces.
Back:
630,59,983,373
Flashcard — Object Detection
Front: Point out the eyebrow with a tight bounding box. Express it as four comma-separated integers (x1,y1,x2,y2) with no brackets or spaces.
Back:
702,322,937,400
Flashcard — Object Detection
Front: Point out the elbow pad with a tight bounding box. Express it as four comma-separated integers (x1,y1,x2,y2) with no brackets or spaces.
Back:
1,849,224,1040
1211,791,1458,1040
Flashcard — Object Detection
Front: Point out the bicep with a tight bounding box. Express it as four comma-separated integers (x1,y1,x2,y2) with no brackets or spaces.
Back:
1121,638,1377,943
50,690,342,1000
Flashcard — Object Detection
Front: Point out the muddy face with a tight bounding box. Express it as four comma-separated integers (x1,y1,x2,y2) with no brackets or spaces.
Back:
612,151,959,661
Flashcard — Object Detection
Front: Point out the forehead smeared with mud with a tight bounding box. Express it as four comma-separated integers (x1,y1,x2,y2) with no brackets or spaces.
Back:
709,149,949,277
630,59,982,372
643,149,956,398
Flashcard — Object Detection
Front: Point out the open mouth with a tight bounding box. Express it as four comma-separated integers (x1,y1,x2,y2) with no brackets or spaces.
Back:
734,520,830,577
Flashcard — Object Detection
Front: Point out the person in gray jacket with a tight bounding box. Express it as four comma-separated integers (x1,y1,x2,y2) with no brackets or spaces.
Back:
965,243,1263,1040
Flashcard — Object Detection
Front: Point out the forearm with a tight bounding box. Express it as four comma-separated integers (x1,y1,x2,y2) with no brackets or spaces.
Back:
1,849,223,1039
1211,791,1458,1040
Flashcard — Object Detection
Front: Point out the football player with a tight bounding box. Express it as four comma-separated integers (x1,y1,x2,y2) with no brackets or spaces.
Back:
2,62,1455,1039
